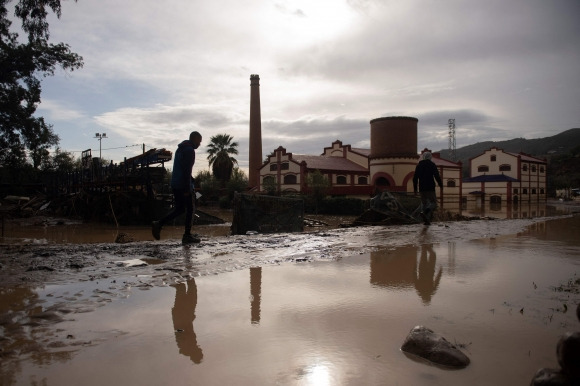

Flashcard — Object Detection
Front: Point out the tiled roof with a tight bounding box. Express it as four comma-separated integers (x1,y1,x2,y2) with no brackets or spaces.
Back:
292,154,368,173
463,174,519,183
505,152,546,163
432,157,461,167
350,148,371,156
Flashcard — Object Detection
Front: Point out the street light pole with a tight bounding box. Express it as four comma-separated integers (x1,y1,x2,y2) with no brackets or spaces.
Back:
94,133,107,162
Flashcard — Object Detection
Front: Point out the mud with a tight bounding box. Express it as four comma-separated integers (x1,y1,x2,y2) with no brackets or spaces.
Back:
1,204,579,385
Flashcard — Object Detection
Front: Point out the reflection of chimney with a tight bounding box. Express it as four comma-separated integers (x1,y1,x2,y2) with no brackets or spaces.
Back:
250,267,262,324
249,74,262,189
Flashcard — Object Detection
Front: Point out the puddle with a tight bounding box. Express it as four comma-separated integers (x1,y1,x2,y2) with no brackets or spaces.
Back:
1,215,579,385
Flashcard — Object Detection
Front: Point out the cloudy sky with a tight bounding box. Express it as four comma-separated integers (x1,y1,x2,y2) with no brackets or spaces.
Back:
33,0,580,173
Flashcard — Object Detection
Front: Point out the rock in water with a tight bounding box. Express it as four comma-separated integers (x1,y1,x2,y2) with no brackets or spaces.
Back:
530,368,570,386
557,331,580,379
401,326,470,368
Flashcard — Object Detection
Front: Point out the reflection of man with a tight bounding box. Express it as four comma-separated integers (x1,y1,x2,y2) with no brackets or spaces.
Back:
414,244,442,305
172,279,203,364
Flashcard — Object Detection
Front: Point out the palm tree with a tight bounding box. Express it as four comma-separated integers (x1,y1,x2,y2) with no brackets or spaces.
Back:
206,134,239,182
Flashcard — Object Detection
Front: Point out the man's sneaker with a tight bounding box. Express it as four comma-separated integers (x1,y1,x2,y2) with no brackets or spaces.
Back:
152,221,161,240
182,233,201,244
419,212,430,226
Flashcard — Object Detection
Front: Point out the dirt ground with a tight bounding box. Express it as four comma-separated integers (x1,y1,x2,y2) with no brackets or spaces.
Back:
1,202,580,385
1,201,579,290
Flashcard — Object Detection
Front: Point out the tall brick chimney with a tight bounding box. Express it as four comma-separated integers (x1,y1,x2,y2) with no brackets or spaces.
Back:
249,74,262,189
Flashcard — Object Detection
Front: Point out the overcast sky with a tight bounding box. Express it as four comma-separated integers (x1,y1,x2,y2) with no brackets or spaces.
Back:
34,0,580,173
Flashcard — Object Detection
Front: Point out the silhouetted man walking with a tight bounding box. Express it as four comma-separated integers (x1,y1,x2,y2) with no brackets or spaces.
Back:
152,131,202,244
413,151,443,225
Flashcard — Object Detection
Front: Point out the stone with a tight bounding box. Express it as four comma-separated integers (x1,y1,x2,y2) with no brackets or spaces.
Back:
530,368,570,386
401,325,470,368
556,331,580,379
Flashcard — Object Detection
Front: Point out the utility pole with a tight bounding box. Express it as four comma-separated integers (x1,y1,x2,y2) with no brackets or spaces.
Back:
448,119,456,161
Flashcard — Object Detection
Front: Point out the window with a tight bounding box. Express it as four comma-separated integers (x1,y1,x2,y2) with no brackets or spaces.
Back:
336,175,347,184
269,164,277,171
447,180,456,187
531,165,537,172
499,164,511,172
263,176,275,184
540,188,545,194
490,155,496,162
523,188,528,194
513,188,519,194
281,162,289,170
523,165,528,171
283,174,297,184
357,176,368,185
478,165,489,172
532,188,537,194
540,166,545,173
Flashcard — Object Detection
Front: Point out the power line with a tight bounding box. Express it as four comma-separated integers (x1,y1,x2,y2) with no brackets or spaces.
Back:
67,144,142,153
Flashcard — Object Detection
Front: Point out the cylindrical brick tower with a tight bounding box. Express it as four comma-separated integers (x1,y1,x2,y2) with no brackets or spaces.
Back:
249,74,262,189
370,116,418,158
369,116,419,192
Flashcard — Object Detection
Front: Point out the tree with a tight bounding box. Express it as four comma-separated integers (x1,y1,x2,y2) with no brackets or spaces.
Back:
0,0,83,168
225,167,248,199
206,134,239,182
305,169,331,213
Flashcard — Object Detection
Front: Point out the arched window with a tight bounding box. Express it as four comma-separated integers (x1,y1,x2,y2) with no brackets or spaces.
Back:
263,176,275,184
490,196,501,204
513,188,519,194
283,174,297,184
499,164,511,172
531,165,537,172
523,188,528,194
269,164,277,171
447,180,456,187
336,175,347,184
478,165,489,172
357,176,368,185
523,164,528,171
540,166,545,173
490,155,496,162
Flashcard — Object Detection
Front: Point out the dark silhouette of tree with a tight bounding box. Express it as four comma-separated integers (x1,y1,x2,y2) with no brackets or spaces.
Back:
305,169,330,213
0,0,83,168
206,134,239,182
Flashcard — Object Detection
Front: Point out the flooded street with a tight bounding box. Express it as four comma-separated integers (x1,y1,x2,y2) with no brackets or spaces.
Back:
1,211,579,385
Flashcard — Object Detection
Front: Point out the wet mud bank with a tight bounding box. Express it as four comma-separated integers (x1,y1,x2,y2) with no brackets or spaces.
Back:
1,214,579,385
0,216,557,288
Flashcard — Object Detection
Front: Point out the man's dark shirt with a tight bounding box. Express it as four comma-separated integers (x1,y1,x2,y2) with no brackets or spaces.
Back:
413,160,443,192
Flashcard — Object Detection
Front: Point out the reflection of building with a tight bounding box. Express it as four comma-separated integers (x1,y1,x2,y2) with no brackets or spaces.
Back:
172,279,203,364
463,147,547,207
370,245,442,304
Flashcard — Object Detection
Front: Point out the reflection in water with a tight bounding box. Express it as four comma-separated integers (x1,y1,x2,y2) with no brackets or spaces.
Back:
250,267,262,324
415,245,443,305
171,279,203,364
370,245,443,305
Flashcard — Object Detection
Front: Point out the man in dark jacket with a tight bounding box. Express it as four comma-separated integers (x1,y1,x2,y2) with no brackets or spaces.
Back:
413,151,443,225
152,131,202,244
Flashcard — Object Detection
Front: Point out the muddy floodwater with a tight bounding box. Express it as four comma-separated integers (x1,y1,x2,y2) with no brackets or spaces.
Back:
1,210,580,385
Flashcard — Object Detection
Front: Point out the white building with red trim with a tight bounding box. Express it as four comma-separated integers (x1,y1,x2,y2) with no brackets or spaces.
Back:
462,147,547,206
